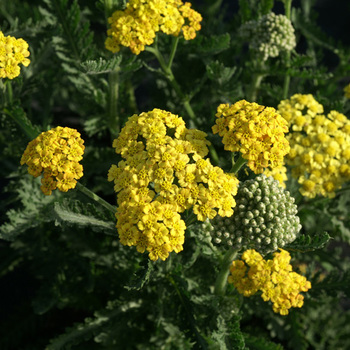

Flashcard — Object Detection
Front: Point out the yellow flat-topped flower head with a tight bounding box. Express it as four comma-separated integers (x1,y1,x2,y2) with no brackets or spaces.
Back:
279,94,350,198
228,249,311,315
105,0,202,55
109,109,239,261
213,100,290,174
0,31,30,79
21,127,85,195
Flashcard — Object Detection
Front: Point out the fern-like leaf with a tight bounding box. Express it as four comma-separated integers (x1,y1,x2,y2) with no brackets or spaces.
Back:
310,269,350,298
52,198,116,234
243,332,284,350
81,56,122,75
46,300,142,350
124,258,154,291
284,232,331,252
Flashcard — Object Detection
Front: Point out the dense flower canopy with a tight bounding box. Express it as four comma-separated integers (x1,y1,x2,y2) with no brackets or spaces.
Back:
278,94,350,198
108,109,239,261
228,249,311,315
213,100,290,174
105,0,202,55
0,31,30,79
20,127,85,195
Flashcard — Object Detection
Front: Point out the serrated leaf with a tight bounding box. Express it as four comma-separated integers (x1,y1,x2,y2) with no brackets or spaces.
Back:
310,269,350,298
194,33,231,56
243,332,283,350
206,61,237,86
81,56,122,75
0,177,57,241
46,300,142,350
124,258,154,291
53,199,116,234
284,232,331,252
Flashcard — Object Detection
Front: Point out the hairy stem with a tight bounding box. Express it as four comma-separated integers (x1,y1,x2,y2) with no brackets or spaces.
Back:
231,154,248,174
282,0,293,99
247,73,264,102
145,44,196,122
76,182,116,214
108,67,120,137
214,248,238,296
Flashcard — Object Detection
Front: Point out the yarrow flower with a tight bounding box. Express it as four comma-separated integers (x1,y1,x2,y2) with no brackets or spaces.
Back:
239,12,296,61
105,0,202,55
278,94,350,198
21,127,85,195
228,249,311,315
205,174,300,255
212,100,290,174
0,31,30,79
108,109,239,261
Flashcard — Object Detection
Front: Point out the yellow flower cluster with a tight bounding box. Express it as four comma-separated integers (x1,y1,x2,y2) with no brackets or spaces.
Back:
0,31,30,79
105,0,202,55
108,109,239,261
278,94,350,198
21,127,85,195
228,249,311,316
344,83,350,99
212,100,290,174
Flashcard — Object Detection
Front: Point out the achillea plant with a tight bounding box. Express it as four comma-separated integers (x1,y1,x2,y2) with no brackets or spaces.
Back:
108,108,238,260
105,0,202,54
212,100,290,174
239,12,296,61
206,174,301,255
20,126,85,195
1,1,350,349
0,31,30,79
279,94,350,198
228,249,312,315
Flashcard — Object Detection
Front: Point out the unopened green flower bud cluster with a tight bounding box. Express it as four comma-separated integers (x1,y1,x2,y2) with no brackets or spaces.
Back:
205,175,301,255
239,13,296,61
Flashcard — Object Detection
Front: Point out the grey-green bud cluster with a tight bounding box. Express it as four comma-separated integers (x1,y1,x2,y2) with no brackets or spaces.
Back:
205,174,301,255
239,13,296,61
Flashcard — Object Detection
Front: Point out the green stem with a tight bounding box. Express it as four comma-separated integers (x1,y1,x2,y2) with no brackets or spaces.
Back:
247,73,264,102
230,154,248,174
209,144,220,166
108,67,120,137
104,0,114,21
76,182,117,214
145,45,196,122
167,36,179,71
214,248,238,296
282,0,292,99
5,79,13,105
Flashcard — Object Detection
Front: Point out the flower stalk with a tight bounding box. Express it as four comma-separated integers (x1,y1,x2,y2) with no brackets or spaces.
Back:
146,41,196,122
108,66,120,137
282,0,293,99
214,247,238,296
231,154,248,174
76,182,117,214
